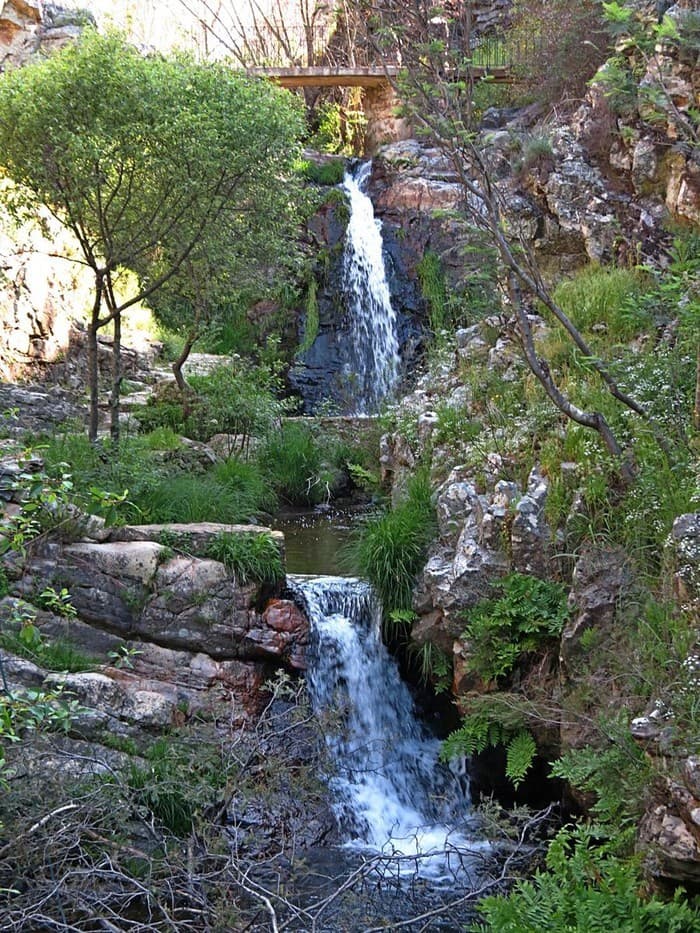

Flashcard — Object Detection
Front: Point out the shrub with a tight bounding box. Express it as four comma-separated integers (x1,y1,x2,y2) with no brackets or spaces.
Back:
299,156,346,185
460,573,570,683
205,531,284,585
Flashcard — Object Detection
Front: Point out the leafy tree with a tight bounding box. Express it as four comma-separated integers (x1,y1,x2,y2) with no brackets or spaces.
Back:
0,30,304,440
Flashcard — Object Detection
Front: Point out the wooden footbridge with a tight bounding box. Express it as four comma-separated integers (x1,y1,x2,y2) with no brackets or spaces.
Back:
250,62,512,89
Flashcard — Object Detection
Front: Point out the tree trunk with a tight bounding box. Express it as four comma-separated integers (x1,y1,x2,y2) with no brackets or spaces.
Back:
88,274,104,442
510,276,636,487
172,332,197,392
694,341,700,432
110,306,122,445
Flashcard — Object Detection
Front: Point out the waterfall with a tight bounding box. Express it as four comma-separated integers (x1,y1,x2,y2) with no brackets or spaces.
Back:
289,574,485,880
341,162,400,414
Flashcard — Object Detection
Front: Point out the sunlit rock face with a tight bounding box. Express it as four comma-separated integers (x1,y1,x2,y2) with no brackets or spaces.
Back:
0,0,41,66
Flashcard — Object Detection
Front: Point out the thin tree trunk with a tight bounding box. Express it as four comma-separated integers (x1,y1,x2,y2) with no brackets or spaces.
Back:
172,332,197,391
110,307,122,445
104,272,121,445
510,276,636,487
695,341,700,432
88,273,104,442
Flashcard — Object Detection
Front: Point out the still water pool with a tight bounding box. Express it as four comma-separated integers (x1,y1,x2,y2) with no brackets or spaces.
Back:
270,505,367,575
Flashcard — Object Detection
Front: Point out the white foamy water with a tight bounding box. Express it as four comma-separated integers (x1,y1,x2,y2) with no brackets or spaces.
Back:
289,575,488,880
341,162,400,413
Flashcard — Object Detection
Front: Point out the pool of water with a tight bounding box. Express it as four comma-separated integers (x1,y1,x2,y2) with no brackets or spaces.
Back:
271,505,368,576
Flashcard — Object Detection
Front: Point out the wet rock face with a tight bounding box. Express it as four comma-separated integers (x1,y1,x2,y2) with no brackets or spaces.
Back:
290,174,424,414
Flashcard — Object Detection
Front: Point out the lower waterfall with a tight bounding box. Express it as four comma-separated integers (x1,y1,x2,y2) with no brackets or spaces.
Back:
289,574,486,882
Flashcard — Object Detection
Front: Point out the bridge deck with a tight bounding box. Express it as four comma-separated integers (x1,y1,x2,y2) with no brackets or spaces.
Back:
250,65,511,88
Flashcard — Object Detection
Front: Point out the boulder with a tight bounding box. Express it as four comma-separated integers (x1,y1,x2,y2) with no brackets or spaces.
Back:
560,546,632,677
668,512,700,609
511,466,551,577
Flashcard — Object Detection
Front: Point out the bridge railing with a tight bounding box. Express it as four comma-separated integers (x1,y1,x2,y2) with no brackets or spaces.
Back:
237,22,541,76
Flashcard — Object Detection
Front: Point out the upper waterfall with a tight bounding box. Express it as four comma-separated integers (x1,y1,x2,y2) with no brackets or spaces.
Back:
340,161,400,414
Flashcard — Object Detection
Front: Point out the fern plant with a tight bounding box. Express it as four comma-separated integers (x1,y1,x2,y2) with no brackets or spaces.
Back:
472,823,700,931
440,694,538,788
460,573,569,683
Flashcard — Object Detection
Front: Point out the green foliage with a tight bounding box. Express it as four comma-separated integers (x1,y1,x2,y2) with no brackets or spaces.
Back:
351,468,436,615
417,251,450,334
184,358,291,443
416,250,494,337
441,694,537,788
0,602,94,673
460,574,570,683
0,680,82,783
127,737,205,835
551,722,652,827
473,824,700,931
518,135,554,172
107,644,142,670
297,274,320,355
0,30,305,424
35,586,77,619
433,403,482,449
298,156,346,185
550,265,652,346
205,532,284,585
596,5,700,142
410,639,452,692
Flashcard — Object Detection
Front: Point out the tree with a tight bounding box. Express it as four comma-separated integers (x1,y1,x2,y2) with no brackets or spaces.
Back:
356,0,672,486
0,30,304,441
173,0,336,66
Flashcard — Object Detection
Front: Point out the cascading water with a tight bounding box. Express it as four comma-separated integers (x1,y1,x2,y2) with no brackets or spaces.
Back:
289,574,486,881
341,162,401,414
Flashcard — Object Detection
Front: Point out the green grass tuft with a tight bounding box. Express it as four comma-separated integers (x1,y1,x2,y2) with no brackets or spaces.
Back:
205,531,284,585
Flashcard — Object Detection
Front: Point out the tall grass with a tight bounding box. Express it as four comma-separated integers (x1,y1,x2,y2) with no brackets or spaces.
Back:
551,265,652,343
258,422,324,505
36,431,276,526
351,468,437,614
205,531,284,584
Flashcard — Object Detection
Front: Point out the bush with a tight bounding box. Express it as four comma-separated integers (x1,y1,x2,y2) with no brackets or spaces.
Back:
133,358,290,444
298,156,346,185
474,824,700,931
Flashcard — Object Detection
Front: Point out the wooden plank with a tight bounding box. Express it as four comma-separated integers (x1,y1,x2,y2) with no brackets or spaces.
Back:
248,65,512,88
